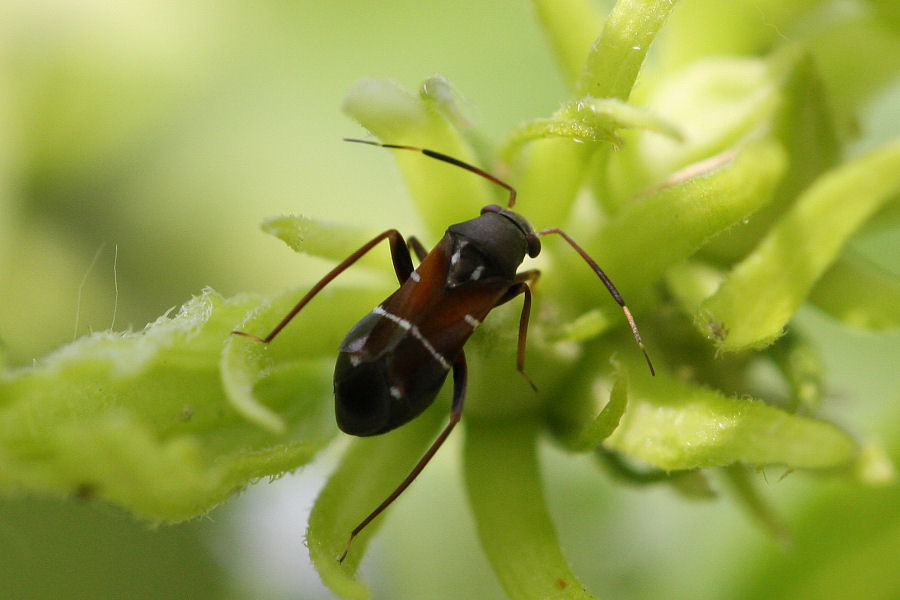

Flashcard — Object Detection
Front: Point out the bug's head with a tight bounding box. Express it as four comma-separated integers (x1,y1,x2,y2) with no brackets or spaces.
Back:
480,204,541,258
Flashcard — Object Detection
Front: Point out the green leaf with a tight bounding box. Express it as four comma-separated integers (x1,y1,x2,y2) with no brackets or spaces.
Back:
503,138,591,230
261,215,372,263
531,0,605,87
223,284,387,431
342,78,493,236
809,254,900,330
507,0,680,231
766,332,825,413
259,215,400,287
661,0,818,68
551,309,619,344
502,97,682,158
698,138,900,351
604,57,782,206
595,449,716,497
732,473,900,600
604,361,858,471
770,50,842,202
465,417,601,600
0,289,334,520
853,441,897,486
720,465,788,544
559,140,786,318
664,261,725,315
699,50,844,264
307,402,445,600
576,0,680,100
418,75,475,135
805,9,900,121
568,366,629,451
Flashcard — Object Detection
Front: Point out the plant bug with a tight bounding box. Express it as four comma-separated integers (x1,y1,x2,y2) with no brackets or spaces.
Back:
232,138,655,562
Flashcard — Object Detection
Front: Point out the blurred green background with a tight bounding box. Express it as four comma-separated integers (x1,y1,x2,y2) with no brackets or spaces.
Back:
1,1,899,599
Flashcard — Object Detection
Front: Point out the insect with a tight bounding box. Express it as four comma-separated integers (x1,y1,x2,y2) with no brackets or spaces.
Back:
233,138,655,562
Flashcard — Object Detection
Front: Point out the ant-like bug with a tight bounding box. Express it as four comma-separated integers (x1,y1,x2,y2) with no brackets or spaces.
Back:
233,138,655,562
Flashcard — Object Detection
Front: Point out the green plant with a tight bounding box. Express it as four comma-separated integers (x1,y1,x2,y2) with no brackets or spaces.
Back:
2,1,899,599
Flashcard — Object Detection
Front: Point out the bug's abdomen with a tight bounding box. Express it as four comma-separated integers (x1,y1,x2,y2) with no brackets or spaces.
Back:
334,353,392,435
334,310,452,436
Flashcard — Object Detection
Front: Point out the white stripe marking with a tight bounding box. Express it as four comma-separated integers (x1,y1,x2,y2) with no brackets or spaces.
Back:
464,314,481,328
372,305,451,370
409,271,421,282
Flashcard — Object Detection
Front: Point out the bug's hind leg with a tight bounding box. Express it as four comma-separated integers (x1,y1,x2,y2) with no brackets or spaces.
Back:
338,351,468,563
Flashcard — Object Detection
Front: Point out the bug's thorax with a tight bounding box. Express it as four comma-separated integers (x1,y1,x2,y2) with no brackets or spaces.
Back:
445,209,537,284
332,211,538,438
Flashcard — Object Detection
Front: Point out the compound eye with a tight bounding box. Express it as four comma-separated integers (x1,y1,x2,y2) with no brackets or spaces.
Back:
480,204,503,215
525,232,541,258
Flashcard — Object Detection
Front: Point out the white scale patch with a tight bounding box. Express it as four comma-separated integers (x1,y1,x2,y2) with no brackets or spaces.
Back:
464,314,481,328
372,305,451,370
390,386,403,399
450,240,466,265
409,271,421,282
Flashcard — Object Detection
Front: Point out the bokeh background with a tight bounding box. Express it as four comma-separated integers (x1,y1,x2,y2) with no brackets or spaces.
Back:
2,1,899,599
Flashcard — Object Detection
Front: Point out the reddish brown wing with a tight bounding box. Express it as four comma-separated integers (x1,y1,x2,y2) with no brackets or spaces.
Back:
371,233,511,360
334,233,513,435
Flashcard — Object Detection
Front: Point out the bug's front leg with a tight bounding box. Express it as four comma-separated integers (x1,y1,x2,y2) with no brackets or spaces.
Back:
338,351,468,563
406,236,428,262
495,270,541,391
232,229,415,344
